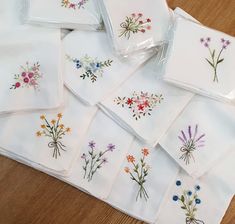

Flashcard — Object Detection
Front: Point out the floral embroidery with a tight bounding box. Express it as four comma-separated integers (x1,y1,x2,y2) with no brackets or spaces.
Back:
124,148,150,201
178,125,205,165
66,55,113,83
10,62,42,90
119,13,152,39
173,180,205,224
81,141,115,181
36,114,71,159
200,37,231,82
61,0,88,10
114,91,163,120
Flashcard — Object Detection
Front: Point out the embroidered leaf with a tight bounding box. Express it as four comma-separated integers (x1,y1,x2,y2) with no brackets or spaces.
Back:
205,58,214,68
217,58,224,64
181,206,186,209
181,195,185,203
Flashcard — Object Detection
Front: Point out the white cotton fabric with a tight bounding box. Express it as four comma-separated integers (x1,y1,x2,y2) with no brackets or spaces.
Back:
0,89,97,176
100,56,193,146
163,17,235,104
63,30,152,106
59,110,134,199
98,0,172,56
106,141,179,223
160,95,235,178
0,28,64,114
156,169,234,224
27,0,102,30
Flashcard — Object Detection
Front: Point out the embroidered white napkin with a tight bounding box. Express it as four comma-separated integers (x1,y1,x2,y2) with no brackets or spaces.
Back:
0,89,97,176
58,110,134,199
163,17,235,104
0,28,64,114
156,169,234,224
98,0,172,56
100,56,193,145
63,30,153,106
27,0,102,30
106,141,179,223
160,95,235,178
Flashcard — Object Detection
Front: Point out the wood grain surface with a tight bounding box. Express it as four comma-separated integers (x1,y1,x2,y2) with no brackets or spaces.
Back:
0,0,235,223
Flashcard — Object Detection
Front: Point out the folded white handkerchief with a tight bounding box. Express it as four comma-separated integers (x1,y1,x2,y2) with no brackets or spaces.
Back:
163,17,235,104
59,110,134,199
160,95,235,178
27,0,102,30
63,30,152,105
0,89,97,176
98,0,172,56
106,141,179,223
0,28,63,114
100,57,193,145
156,169,234,224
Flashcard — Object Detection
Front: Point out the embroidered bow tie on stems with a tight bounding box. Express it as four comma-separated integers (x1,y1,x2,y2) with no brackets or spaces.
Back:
36,114,71,159
81,142,115,181
178,125,205,165
119,13,152,40
173,181,205,224
200,37,231,83
124,148,150,201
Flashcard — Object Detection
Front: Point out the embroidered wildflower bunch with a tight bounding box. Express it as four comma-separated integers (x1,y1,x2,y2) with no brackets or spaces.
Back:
36,113,71,159
119,13,152,39
178,125,205,165
10,62,42,90
61,0,89,10
66,54,113,82
114,91,163,120
81,141,115,181
124,148,150,201
200,37,231,82
173,180,204,224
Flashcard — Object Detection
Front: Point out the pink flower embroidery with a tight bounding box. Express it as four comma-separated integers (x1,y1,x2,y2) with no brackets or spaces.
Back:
10,62,43,90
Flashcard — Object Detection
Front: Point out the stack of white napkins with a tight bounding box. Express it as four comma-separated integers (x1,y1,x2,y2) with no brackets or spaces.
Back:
27,0,102,30
0,1,234,224
100,56,193,145
0,89,97,176
98,0,172,56
163,16,235,104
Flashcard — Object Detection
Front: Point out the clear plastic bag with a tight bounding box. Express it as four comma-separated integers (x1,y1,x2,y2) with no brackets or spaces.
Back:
162,16,235,104
26,0,103,30
97,0,173,57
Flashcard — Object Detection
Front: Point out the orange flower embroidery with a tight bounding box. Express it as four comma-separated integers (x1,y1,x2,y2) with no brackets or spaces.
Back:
36,114,71,159
127,155,135,163
124,167,130,173
142,148,149,156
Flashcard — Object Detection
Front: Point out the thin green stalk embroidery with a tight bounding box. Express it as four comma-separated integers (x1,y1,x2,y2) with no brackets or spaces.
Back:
200,37,231,82
81,141,115,181
36,114,71,159
124,148,150,201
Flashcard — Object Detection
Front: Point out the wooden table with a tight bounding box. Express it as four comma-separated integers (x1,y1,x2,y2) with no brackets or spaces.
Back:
0,0,234,223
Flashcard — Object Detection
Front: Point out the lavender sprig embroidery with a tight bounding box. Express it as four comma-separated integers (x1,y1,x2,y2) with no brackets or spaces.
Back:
173,180,205,224
81,141,115,181
178,125,205,165
200,37,231,82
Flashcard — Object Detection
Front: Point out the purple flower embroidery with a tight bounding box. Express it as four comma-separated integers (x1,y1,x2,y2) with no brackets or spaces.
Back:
81,141,116,181
61,0,89,10
178,125,205,165
200,37,231,82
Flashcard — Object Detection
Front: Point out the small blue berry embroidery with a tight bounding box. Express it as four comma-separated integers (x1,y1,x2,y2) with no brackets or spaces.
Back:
173,181,205,224
66,54,113,83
